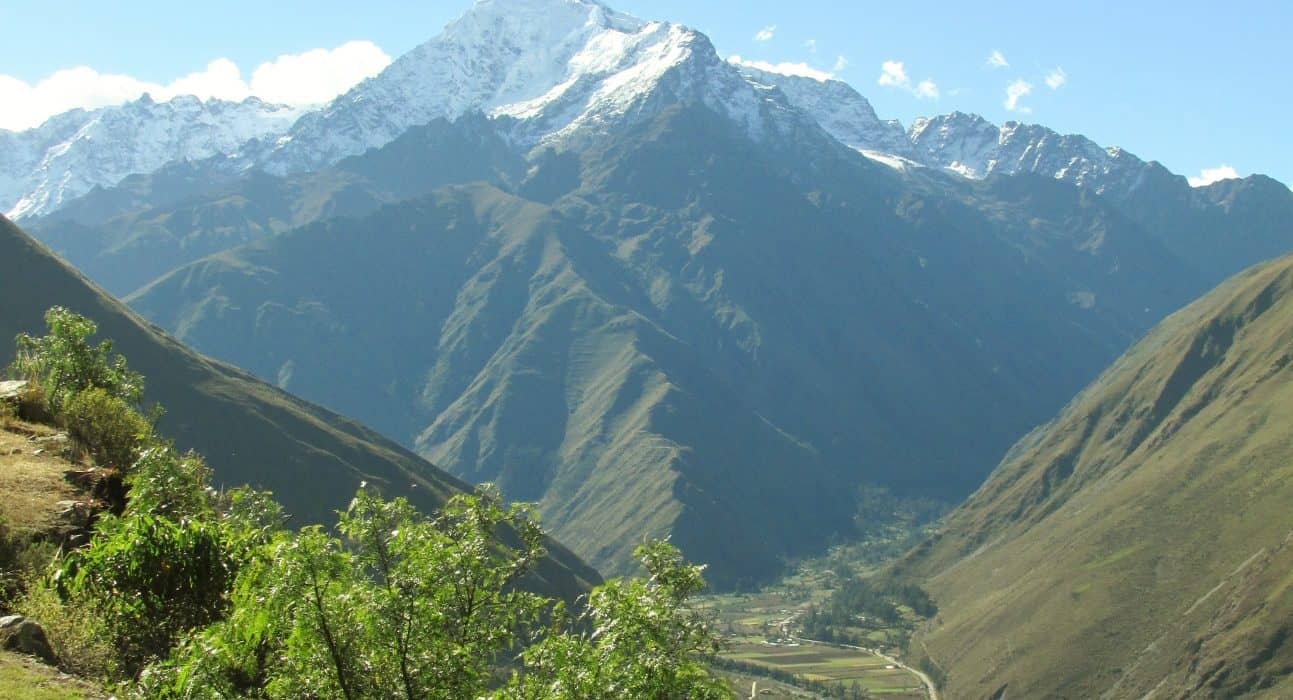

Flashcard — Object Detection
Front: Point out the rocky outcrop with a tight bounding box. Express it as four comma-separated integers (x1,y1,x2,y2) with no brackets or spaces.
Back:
0,615,58,666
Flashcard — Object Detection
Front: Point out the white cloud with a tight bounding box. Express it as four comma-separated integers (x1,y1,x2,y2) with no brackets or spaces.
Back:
1045,67,1068,90
1004,79,1033,113
876,60,940,100
1188,164,1241,187
164,58,252,101
987,50,1010,69
804,39,818,54
754,25,777,42
248,41,390,106
833,55,849,72
0,41,390,132
728,55,834,82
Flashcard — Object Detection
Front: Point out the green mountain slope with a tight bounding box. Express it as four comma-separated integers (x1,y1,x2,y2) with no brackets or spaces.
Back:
895,254,1293,698
0,214,600,600
125,104,1207,585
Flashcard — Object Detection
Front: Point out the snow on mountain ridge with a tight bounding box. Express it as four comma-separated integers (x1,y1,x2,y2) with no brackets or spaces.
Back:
906,112,1152,194
732,62,912,157
3,95,302,219
255,0,804,175
3,0,1183,219
749,72,1160,194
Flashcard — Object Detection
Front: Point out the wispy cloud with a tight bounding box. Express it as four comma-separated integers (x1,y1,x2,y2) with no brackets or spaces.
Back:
833,55,849,72
728,55,834,82
0,41,390,132
1004,79,1033,113
754,25,777,42
1188,164,1240,187
1045,67,1068,90
987,50,1010,69
877,60,939,100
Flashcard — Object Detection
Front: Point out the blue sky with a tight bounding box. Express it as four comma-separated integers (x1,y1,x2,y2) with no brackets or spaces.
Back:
1,0,1289,186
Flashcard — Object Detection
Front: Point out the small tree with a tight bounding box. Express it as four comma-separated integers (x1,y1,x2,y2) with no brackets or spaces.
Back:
11,307,144,415
503,541,730,699
138,485,549,699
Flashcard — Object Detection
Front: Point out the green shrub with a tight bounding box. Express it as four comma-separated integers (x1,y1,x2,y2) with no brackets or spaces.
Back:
503,541,729,699
139,486,549,699
54,513,235,676
125,445,214,520
64,388,151,471
10,307,143,415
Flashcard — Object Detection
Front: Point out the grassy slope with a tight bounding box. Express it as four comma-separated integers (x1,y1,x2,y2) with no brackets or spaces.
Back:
895,254,1293,698
0,215,600,600
0,652,105,700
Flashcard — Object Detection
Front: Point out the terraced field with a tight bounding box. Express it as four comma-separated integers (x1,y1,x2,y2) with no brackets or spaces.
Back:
725,638,926,697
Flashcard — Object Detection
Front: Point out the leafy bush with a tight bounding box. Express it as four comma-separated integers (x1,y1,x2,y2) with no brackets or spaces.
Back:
10,307,144,415
54,513,235,676
125,445,214,520
139,485,549,699
64,388,151,470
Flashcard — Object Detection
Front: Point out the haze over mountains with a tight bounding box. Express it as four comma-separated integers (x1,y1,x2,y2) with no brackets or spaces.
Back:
5,0,1293,593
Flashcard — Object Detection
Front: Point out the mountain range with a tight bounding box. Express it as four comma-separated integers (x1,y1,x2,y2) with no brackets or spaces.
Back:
0,95,300,219
5,0,1293,589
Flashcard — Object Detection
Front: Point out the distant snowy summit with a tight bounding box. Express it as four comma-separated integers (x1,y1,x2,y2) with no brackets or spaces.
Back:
250,0,814,175
0,95,302,219
1,0,1208,220
735,69,1164,196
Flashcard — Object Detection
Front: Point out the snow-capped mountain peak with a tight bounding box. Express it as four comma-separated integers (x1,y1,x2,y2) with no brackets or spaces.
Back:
731,62,912,157
3,0,1184,220
256,0,806,174
2,95,303,219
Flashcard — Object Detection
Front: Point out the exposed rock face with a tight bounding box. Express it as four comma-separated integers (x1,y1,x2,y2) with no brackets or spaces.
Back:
0,380,27,402
0,615,58,666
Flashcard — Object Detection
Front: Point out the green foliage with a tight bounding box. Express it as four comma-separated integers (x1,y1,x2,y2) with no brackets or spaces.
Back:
217,487,287,558
64,388,151,471
0,523,58,613
853,485,946,539
125,445,214,520
10,307,144,415
138,485,550,699
16,578,118,679
137,492,730,700
53,513,235,676
334,485,547,699
503,541,730,699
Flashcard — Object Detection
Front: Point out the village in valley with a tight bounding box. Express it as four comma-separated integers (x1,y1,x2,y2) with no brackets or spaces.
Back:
702,560,936,699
